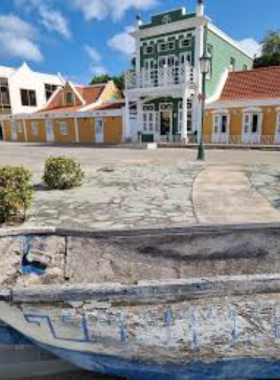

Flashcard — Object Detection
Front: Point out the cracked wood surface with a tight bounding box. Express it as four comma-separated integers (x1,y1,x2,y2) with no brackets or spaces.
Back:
2,224,280,287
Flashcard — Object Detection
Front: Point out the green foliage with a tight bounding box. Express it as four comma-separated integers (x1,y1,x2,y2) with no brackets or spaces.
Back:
254,31,280,68
90,74,112,85
43,156,84,190
90,74,125,91
0,166,33,224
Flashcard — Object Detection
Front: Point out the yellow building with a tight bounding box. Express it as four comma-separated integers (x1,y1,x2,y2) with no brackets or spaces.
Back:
2,81,125,144
205,66,280,145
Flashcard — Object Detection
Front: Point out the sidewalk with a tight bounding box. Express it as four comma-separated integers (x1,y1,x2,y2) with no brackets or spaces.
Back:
193,165,280,224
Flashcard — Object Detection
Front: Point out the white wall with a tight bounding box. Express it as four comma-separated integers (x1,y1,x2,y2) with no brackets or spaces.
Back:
0,63,63,115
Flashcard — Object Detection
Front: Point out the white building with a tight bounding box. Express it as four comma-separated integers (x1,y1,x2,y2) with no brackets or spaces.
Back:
0,63,64,138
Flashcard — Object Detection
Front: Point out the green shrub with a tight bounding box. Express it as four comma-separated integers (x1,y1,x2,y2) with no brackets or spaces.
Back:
0,165,33,224
43,156,84,190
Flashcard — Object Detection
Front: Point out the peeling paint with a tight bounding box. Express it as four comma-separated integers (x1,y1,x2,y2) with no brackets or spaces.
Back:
2,225,280,378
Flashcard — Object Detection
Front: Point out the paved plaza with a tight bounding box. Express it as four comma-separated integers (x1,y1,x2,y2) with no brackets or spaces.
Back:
1,142,280,229
1,142,280,380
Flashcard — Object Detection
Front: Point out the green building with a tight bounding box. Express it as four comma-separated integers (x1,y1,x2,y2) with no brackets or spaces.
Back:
124,0,253,143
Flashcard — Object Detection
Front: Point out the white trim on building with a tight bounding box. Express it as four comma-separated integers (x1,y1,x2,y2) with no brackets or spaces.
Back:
207,98,280,110
0,63,64,116
131,16,207,40
3,108,124,121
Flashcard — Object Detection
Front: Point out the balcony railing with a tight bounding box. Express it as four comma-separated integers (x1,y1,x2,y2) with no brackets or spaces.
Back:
147,135,280,145
203,135,280,145
125,64,197,90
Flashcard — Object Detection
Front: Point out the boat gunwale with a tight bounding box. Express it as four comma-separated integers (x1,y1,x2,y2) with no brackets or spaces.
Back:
0,221,280,238
7,273,280,304
1,222,280,304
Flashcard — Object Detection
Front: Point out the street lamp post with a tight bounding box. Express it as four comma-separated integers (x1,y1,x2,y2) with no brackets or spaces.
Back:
197,42,212,161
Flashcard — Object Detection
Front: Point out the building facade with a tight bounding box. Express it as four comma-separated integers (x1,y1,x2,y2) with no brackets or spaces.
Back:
204,66,280,145
2,81,125,144
124,0,253,143
0,63,64,140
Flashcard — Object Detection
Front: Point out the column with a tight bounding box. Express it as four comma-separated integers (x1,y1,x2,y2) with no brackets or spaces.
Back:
195,24,204,95
137,99,143,139
135,37,141,73
125,96,131,141
74,117,79,143
181,90,188,143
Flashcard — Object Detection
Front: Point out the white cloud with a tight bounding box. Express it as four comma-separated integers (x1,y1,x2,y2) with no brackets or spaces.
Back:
85,46,102,63
85,45,107,76
39,7,71,39
0,12,36,37
0,14,43,62
237,38,262,58
14,0,71,39
91,66,107,76
108,26,136,56
72,0,158,21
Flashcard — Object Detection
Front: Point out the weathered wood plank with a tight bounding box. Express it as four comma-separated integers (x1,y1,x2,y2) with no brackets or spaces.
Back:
11,274,280,304
0,289,11,301
0,227,56,237
65,226,280,284
1,224,280,287
56,222,280,238
1,222,280,238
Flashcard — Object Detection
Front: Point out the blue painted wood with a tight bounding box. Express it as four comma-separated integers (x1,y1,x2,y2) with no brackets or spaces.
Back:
21,235,48,275
34,340,280,380
0,322,32,346
24,313,92,343
0,322,76,377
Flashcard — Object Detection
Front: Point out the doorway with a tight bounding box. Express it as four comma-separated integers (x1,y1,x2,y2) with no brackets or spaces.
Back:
160,110,172,139
212,114,230,143
45,119,55,142
242,113,262,144
95,118,104,143
143,59,156,87
10,120,17,141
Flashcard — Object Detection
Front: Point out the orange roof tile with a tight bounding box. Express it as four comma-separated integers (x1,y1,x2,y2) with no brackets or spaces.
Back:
93,102,125,111
220,66,280,101
45,91,64,110
76,85,105,105
41,106,82,115
41,83,106,113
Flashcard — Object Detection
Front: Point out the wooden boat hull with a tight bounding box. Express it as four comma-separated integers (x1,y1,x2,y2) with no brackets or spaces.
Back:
2,224,280,379
0,321,75,379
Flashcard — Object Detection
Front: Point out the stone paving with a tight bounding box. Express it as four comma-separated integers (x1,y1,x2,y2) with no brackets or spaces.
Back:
1,142,280,229
249,165,280,212
26,164,202,230
193,165,280,224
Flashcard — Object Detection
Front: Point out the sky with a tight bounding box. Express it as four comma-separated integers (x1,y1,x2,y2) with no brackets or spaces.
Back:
0,0,279,84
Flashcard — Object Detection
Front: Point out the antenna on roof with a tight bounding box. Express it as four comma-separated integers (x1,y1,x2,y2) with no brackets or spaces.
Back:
136,14,143,28
196,0,205,17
